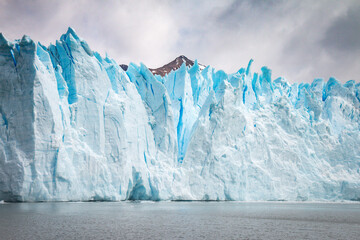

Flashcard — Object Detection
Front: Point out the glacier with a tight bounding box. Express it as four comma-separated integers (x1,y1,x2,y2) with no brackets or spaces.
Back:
0,28,359,202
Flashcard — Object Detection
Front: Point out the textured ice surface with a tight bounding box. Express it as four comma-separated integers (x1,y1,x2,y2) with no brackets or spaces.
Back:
0,28,359,201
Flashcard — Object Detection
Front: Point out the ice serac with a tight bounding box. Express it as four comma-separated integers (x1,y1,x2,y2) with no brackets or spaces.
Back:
0,35,35,201
126,62,177,160
0,28,359,202
0,28,176,201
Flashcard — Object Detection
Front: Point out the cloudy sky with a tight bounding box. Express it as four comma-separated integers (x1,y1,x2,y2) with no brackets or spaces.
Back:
1,0,359,83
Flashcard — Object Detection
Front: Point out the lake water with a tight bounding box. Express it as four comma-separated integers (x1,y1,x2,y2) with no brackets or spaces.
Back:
0,201,359,239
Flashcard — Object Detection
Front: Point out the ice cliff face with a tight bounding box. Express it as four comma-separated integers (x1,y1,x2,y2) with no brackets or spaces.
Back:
0,28,359,201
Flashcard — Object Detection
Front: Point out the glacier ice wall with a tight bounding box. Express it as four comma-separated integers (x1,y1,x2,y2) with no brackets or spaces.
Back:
0,28,359,201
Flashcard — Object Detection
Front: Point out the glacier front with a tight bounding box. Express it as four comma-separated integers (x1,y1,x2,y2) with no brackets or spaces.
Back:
0,28,359,202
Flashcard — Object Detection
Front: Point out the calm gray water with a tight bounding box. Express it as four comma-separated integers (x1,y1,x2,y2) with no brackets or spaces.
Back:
0,201,359,240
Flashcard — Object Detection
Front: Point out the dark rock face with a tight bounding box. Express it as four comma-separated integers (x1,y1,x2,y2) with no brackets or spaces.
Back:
150,55,205,76
120,55,205,76
120,64,128,71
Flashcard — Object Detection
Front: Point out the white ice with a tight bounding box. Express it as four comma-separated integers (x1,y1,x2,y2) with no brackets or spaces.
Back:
0,28,359,201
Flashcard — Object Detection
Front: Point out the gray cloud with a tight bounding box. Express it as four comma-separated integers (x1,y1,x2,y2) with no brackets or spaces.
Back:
0,0,359,83
321,5,360,53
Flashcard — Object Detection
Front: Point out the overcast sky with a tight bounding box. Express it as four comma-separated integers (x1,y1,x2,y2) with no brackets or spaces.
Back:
1,0,359,83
